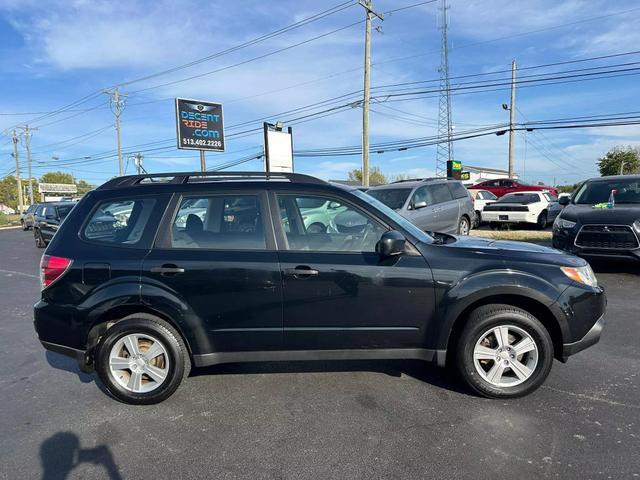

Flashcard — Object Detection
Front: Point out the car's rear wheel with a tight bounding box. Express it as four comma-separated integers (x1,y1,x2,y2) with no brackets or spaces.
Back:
456,304,554,398
21,220,28,231
474,210,481,228
95,315,190,405
34,229,46,248
458,216,470,235
537,211,548,230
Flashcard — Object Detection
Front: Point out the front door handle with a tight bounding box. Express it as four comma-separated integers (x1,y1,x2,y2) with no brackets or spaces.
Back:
151,265,185,275
285,266,319,277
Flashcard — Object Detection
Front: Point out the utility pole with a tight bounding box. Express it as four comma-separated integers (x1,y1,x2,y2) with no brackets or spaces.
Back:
359,0,383,187
200,151,206,172
507,59,517,178
105,88,126,176
23,125,36,205
11,130,24,214
436,0,454,178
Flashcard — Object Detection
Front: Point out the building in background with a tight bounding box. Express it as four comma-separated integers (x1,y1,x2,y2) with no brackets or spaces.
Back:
461,165,519,185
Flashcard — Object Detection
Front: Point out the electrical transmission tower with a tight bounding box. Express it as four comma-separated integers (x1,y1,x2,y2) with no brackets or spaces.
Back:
435,0,453,177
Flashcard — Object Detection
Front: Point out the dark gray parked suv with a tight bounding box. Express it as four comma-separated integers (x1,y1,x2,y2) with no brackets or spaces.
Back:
367,178,474,234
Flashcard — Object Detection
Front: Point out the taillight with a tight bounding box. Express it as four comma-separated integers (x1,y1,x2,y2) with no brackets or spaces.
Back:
40,255,72,289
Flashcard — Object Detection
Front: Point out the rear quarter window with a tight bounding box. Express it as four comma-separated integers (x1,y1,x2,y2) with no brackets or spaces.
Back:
448,182,469,199
83,198,156,245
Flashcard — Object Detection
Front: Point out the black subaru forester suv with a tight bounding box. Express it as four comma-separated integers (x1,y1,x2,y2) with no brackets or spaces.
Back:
35,172,606,404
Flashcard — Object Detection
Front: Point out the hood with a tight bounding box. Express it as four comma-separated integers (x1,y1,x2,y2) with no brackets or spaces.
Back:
434,234,585,267
560,204,640,224
442,234,554,253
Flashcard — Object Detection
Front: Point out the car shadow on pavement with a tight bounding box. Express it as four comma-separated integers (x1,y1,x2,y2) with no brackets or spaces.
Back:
193,359,470,395
40,432,122,480
45,351,94,384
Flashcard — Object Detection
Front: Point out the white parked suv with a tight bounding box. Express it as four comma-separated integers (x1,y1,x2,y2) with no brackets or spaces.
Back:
482,191,561,229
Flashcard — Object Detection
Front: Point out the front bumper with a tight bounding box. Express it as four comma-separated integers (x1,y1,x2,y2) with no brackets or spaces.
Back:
561,313,605,360
553,228,640,260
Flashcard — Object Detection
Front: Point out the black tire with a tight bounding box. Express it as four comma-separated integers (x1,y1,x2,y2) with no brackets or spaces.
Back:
474,211,481,228
456,304,554,398
307,222,326,234
95,314,191,405
457,216,470,235
536,211,548,230
489,222,500,230
34,229,46,248
21,220,28,231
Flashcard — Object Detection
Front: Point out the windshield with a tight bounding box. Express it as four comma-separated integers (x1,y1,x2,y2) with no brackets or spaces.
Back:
353,190,434,244
573,178,640,204
366,188,412,210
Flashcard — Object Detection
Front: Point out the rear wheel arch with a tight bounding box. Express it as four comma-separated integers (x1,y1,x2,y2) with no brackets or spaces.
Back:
445,294,564,366
86,306,193,359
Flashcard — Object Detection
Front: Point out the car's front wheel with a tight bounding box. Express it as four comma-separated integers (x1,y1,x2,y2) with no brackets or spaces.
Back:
22,220,28,231
456,304,554,398
95,315,190,404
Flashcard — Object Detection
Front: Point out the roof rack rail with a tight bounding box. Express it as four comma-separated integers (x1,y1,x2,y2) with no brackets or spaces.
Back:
390,177,456,184
97,171,328,190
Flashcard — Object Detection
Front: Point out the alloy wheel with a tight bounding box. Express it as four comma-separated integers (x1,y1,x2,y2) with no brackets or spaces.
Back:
108,333,170,393
472,325,538,387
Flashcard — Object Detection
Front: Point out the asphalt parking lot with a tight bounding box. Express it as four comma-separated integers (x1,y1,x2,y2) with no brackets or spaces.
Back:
0,228,638,480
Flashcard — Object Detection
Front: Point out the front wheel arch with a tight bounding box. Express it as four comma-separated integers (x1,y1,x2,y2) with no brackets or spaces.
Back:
445,294,563,367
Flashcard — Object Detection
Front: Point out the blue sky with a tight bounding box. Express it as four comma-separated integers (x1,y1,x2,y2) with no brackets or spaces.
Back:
1,0,639,186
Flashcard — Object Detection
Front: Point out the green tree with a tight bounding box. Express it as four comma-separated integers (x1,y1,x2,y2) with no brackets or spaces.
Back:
597,146,639,176
348,166,388,185
0,175,19,210
76,180,94,195
40,171,75,184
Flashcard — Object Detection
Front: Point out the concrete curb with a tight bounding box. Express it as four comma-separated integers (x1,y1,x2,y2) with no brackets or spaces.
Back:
0,225,22,230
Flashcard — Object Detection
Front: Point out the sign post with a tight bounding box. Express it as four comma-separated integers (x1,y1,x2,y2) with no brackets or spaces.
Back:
175,98,224,172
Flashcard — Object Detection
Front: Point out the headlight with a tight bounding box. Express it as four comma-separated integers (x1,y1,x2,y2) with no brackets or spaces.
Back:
561,265,598,288
554,217,576,229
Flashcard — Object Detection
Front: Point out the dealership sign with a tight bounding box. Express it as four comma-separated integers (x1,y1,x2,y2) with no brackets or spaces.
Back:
175,98,225,151
38,183,77,194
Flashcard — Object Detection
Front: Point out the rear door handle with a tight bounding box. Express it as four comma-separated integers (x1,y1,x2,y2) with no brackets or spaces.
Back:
151,265,185,275
285,266,319,277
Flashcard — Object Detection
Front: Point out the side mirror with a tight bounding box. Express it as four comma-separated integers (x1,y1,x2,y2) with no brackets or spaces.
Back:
376,230,406,258
414,201,428,210
559,196,570,206
328,201,342,210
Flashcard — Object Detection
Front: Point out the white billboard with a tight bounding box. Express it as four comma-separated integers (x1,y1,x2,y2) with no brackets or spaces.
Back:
264,125,293,173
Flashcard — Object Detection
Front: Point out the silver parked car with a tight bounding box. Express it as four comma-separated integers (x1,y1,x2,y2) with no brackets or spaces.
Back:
366,178,474,234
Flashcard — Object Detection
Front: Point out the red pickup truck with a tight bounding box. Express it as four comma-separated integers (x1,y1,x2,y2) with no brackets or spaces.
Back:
470,178,559,198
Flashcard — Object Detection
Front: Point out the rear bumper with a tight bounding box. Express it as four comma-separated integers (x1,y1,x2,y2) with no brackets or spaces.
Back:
482,211,537,223
561,313,605,361
39,340,93,373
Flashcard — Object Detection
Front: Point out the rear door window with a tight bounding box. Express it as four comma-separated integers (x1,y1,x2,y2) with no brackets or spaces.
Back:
171,195,266,250
84,198,156,245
